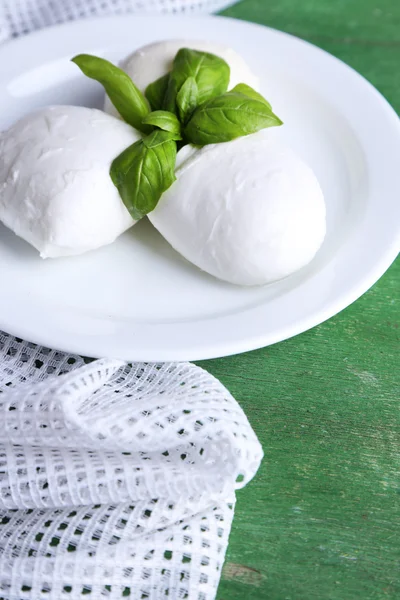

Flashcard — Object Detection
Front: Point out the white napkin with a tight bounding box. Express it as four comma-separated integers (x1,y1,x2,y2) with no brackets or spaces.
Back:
0,333,262,599
0,0,238,37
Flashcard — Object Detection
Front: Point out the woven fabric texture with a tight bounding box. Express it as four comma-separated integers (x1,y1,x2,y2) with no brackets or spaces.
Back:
0,0,236,37
0,334,262,600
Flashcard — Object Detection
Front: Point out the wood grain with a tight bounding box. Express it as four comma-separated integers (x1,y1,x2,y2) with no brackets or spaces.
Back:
200,2,400,597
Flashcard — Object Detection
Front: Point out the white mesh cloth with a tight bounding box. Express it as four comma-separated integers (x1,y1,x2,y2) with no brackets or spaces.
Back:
0,0,237,38
0,333,263,599
0,1,262,598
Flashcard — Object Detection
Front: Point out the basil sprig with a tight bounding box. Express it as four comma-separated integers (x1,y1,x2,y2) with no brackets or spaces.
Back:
71,54,151,133
176,77,199,124
145,74,170,111
73,47,283,220
110,130,177,220
163,48,230,114
142,111,182,139
230,83,272,109
184,90,282,145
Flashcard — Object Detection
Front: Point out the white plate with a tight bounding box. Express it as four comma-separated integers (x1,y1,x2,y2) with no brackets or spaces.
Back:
0,15,399,361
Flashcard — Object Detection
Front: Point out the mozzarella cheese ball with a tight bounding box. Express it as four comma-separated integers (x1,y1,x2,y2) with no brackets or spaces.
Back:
149,130,326,286
104,39,260,118
0,106,139,258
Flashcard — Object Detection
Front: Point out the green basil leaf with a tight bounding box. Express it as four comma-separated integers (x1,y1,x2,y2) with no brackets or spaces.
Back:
110,130,177,220
142,110,182,139
230,83,272,110
184,91,283,145
145,73,170,111
176,76,199,124
164,48,230,114
72,54,151,133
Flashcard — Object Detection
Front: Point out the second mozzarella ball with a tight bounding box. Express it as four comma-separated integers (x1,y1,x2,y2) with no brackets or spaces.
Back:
104,39,260,118
149,131,326,286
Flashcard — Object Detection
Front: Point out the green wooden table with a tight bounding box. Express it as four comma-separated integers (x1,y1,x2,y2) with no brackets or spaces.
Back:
199,1,400,598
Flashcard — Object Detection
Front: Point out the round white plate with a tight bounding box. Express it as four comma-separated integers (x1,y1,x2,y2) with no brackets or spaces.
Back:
0,15,399,361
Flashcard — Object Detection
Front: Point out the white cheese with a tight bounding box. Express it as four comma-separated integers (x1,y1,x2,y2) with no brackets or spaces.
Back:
104,39,260,118
0,106,139,258
149,130,326,286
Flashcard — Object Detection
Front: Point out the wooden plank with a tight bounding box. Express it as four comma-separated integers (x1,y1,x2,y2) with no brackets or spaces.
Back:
199,1,400,597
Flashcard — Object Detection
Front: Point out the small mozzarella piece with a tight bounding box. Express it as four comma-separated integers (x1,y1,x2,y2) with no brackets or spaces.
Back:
104,39,260,118
0,106,140,258
149,130,326,286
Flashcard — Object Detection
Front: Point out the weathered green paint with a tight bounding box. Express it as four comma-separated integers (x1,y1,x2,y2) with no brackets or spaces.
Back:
198,1,400,597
